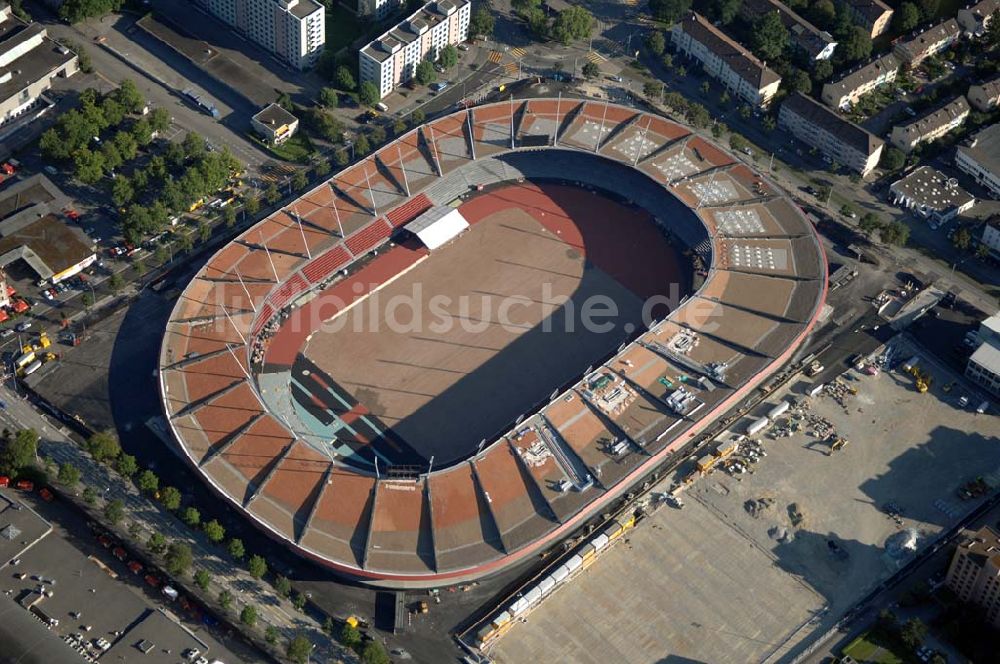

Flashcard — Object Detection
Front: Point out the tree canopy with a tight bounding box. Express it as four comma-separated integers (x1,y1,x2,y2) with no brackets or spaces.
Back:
649,0,691,24
552,6,594,45
893,2,921,33
59,0,123,24
359,81,380,107
470,6,495,38
751,12,789,61
0,429,38,475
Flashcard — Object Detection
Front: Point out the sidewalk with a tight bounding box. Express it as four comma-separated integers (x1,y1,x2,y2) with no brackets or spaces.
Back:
0,382,357,664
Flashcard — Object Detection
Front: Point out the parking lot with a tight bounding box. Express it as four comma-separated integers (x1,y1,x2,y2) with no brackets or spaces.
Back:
0,487,246,664
489,335,999,663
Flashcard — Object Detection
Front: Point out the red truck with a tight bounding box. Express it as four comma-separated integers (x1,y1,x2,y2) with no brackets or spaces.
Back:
112,546,127,561
144,574,160,588
127,561,143,575
38,487,54,502
15,480,34,491
0,476,9,488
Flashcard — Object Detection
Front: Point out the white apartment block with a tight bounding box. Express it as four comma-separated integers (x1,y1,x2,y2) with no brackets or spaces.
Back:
359,0,470,100
821,53,899,109
955,123,1000,199
195,0,325,71
671,13,782,108
890,95,970,153
358,0,405,21
779,92,884,177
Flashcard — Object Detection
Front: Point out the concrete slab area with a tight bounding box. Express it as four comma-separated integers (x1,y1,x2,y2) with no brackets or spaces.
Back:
490,338,1000,664
489,497,824,664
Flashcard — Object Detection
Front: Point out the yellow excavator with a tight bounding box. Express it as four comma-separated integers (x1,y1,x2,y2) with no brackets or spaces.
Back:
906,364,932,393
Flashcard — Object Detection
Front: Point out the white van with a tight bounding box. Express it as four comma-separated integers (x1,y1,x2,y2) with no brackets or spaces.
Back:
977,401,989,414
376,102,389,112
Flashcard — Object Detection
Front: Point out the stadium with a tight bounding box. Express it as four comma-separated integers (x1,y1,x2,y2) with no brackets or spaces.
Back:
159,98,827,587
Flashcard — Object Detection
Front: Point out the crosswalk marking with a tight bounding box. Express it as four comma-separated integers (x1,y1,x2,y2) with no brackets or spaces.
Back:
489,50,503,63
504,62,518,75
509,47,526,59
586,50,606,64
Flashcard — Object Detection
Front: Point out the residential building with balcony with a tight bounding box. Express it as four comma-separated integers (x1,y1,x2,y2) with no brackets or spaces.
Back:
778,92,884,176
739,0,838,61
968,75,1000,111
821,53,900,109
893,19,962,67
890,95,970,153
670,13,782,108
946,526,1000,623
955,123,1000,198
358,0,405,21
843,0,894,38
359,0,471,100
194,0,325,70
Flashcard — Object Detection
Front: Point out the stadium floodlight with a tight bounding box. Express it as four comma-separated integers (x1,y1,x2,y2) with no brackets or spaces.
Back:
634,117,653,167
234,267,256,313
220,304,247,346
293,206,312,260
427,125,443,177
331,193,346,239
509,95,515,150
363,164,379,218
554,92,561,147
467,109,477,160
397,145,411,197
596,99,610,153
259,231,280,283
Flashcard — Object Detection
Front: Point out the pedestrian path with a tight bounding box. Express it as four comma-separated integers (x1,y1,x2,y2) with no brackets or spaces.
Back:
488,50,503,63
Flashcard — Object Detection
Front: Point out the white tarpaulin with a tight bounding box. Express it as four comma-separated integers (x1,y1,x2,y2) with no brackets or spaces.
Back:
404,206,469,250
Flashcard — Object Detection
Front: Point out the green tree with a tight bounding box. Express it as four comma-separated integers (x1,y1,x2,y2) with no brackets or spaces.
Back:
355,133,371,156
137,469,159,494
111,176,135,208
194,568,211,591
292,168,308,191
101,97,125,127
362,641,390,664
287,634,313,664
880,146,905,171
203,519,226,543
314,159,331,178
244,195,260,216
133,259,146,276
108,272,124,293
293,591,307,610
59,0,123,24
439,44,459,69
643,81,664,99
894,3,921,32
859,212,882,236
840,203,856,218
265,625,280,644
788,68,812,94
751,12,789,61
393,118,408,136
114,79,145,114
582,60,600,79
552,6,594,45
900,617,928,649
148,531,167,554
248,554,268,579
699,80,711,96
416,60,437,86
83,486,97,504
128,521,142,538
762,115,777,132
687,103,711,128
180,507,200,528
359,81,380,107
0,429,38,475
113,130,138,161
918,0,939,20
335,65,356,91
131,118,154,147
264,183,281,205
149,107,170,133
160,486,182,511
952,226,972,250
182,132,207,160
74,148,106,184
199,221,211,243
224,204,237,228
82,292,94,308
369,124,387,145
318,87,339,108
729,133,749,152
104,498,125,524
880,219,910,246
219,589,233,610
275,575,292,597
976,243,991,260
341,623,362,650
228,538,246,560
646,30,666,56
165,541,193,576
649,0,691,24
241,605,258,627
470,6,495,38
410,108,426,126
57,462,81,487
838,26,872,63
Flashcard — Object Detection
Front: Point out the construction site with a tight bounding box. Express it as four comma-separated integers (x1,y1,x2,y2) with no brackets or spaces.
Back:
158,98,827,586
485,336,999,663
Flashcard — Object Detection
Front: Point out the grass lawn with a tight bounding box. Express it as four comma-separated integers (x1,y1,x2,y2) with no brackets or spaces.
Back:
842,630,909,664
250,131,315,163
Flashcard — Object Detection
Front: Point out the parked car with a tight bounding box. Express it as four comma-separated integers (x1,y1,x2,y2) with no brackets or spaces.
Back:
14,322,31,333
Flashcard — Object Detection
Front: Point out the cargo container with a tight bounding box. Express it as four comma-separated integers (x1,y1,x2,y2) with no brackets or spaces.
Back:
767,400,790,420
523,587,542,607
491,611,511,629
565,554,583,572
603,522,624,541
746,416,770,436
617,513,636,530
509,597,529,616
578,542,597,561
592,533,610,550
538,576,556,595
552,565,570,583
696,455,716,472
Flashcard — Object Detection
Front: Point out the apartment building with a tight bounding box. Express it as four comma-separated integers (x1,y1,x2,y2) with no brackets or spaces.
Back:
670,13,782,108
968,75,1000,111
739,0,838,61
357,0,405,21
889,165,976,227
0,3,78,127
893,18,962,67
983,223,1000,256
778,92,884,176
946,526,1000,625
359,0,471,100
843,0,894,38
890,95,970,153
957,0,1000,36
956,123,1000,198
195,0,325,70
821,53,899,109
